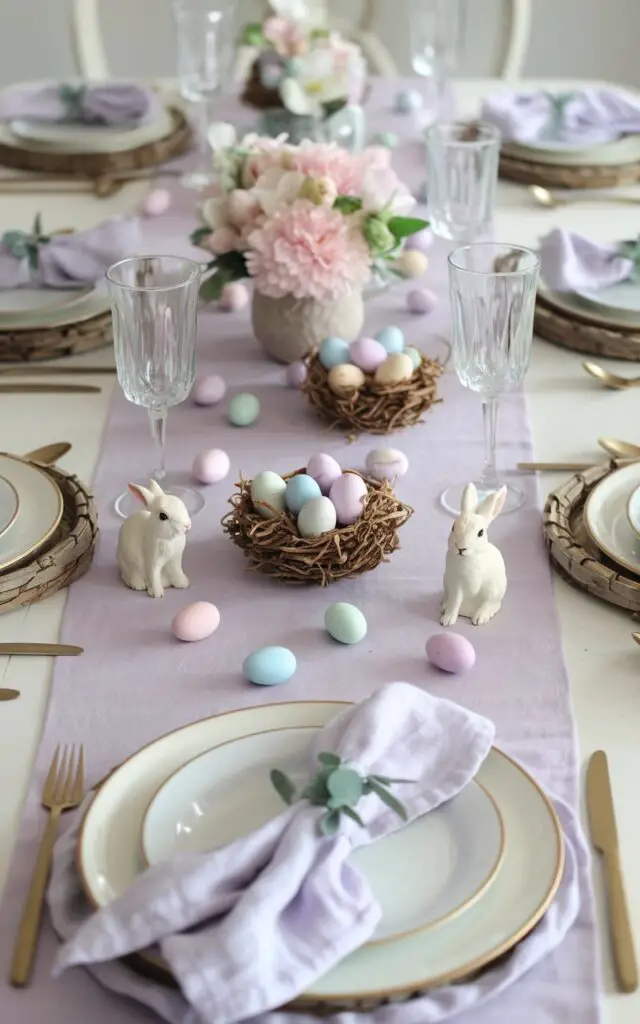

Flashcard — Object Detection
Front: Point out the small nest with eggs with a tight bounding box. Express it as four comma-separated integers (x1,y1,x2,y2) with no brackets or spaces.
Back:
221,469,412,586
301,351,442,436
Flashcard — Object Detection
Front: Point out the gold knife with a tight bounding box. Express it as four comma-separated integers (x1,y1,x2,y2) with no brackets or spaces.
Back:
0,384,100,394
0,366,116,376
517,461,595,472
586,750,638,992
0,644,83,656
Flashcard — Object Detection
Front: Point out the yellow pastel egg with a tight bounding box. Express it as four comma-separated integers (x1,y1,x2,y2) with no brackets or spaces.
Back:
374,353,415,386
396,250,429,278
327,363,366,396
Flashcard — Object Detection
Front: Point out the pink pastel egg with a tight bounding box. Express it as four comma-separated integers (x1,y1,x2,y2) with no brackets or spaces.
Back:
192,448,230,484
426,632,476,674
349,336,388,374
306,452,342,495
406,227,434,253
172,601,221,643
286,361,307,388
329,472,368,525
193,374,227,406
219,281,249,312
407,288,438,315
139,187,171,217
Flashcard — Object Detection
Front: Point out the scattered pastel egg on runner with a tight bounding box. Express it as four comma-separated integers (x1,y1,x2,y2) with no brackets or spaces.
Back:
403,345,423,369
171,602,220,643
219,281,249,311
394,88,424,114
372,131,399,148
297,495,337,537
406,227,434,252
285,474,322,515
329,472,368,525
251,471,287,518
139,187,171,217
397,250,429,278
426,633,476,674
286,361,307,388
192,448,230,484
374,352,414,385
228,392,260,426
243,646,297,685
193,374,226,406
407,288,438,315
328,363,365,395
375,325,405,355
306,452,342,494
365,447,409,481
325,602,368,645
319,336,351,369
349,336,388,373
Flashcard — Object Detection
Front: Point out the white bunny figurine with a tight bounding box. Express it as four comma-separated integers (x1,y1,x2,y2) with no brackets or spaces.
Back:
116,480,191,599
440,483,507,627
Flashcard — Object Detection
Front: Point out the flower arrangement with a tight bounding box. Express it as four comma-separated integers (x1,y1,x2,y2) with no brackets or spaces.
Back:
191,129,429,305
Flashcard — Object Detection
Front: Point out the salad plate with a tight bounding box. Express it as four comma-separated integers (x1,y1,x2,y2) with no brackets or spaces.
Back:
584,461,640,574
0,453,62,572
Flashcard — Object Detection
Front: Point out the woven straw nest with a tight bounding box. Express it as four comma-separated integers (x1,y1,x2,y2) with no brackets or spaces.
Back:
302,351,442,436
222,469,412,586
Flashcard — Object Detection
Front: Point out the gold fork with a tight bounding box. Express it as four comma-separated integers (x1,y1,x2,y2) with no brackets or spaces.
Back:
10,744,84,986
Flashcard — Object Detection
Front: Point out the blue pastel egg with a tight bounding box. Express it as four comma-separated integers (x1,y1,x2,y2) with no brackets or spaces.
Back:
318,336,351,370
395,88,423,114
243,646,297,686
285,473,322,514
376,325,405,355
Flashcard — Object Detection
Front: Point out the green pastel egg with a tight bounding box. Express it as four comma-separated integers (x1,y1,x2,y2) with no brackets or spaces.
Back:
228,392,260,427
372,131,399,149
404,345,422,370
324,602,368,645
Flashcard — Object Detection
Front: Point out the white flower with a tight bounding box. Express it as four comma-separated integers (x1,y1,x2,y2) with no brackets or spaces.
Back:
207,122,237,152
280,48,348,117
268,0,324,27
201,196,230,231
252,166,307,215
361,167,416,217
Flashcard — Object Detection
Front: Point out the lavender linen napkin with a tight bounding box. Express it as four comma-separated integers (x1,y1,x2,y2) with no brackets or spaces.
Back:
53,683,495,1023
481,87,640,145
0,216,142,289
0,81,154,125
539,227,634,292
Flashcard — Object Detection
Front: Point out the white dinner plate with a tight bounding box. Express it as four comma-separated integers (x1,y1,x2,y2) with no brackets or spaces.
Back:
78,701,564,1004
0,474,19,540
584,462,640,575
0,287,93,325
626,484,640,539
142,726,505,946
0,453,63,572
0,286,109,331
502,133,640,167
573,280,640,325
538,283,640,333
0,107,174,155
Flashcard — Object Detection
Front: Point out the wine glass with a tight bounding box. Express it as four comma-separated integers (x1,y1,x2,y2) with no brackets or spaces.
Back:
409,0,466,121
106,256,205,519
441,243,540,516
425,121,500,242
172,0,232,190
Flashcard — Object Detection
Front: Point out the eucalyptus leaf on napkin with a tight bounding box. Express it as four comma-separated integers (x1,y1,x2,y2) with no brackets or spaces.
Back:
482,87,640,145
0,81,154,126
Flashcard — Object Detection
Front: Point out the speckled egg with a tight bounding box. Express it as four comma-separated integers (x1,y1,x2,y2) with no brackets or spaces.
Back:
395,88,424,114
286,361,307,388
349,336,388,374
397,250,429,279
407,288,438,315
406,227,434,253
329,472,368,525
306,453,342,495
319,336,351,370
192,448,230,484
140,187,171,217
328,363,365,396
404,345,423,369
193,374,226,406
228,392,260,427
285,473,322,515
251,471,287,519
297,496,337,537
375,325,405,355
365,447,409,482
426,632,476,674
374,352,414,386
243,646,297,686
171,601,220,643
219,281,249,312
325,602,368,645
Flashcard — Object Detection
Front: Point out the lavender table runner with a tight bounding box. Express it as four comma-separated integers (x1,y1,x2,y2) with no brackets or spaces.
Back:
0,84,599,1023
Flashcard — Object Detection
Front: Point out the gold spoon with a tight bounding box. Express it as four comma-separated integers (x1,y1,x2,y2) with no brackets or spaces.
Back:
0,366,116,376
0,689,19,701
583,362,640,390
598,437,640,460
22,442,71,465
530,185,640,209
633,633,640,648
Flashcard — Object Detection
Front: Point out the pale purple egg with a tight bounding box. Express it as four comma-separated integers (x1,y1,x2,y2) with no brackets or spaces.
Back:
193,374,227,406
306,452,342,495
349,336,388,374
219,281,249,312
406,227,434,253
407,288,438,315
139,187,171,217
426,632,476,674
365,447,409,482
329,472,368,525
172,601,221,642
286,361,307,388
192,448,230,484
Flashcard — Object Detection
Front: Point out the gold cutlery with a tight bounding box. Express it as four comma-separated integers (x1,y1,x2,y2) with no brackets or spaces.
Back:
23,442,71,465
518,461,597,472
587,750,638,993
0,643,83,657
530,184,640,209
583,362,640,390
0,688,20,701
632,632,640,647
10,744,84,986
0,169,182,198
0,384,101,394
0,366,116,376
598,438,640,460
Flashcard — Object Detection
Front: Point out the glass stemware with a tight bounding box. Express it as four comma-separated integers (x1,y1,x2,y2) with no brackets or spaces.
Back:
409,0,466,121
425,121,500,242
441,243,541,516
106,256,205,519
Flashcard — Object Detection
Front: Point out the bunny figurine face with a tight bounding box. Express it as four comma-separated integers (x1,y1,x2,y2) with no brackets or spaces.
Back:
448,483,506,558
128,481,192,540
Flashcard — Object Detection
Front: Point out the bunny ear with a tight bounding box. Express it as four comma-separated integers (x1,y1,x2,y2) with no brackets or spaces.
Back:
148,479,165,497
460,483,478,515
128,483,154,508
477,485,507,523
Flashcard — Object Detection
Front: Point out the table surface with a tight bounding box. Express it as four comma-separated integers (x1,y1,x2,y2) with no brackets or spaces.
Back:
0,77,638,1022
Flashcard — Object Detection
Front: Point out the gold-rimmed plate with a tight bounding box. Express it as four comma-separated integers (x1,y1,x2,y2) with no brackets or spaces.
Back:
0,452,62,572
585,461,640,574
0,286,108,331
77,700,564,1007
0,473,19,541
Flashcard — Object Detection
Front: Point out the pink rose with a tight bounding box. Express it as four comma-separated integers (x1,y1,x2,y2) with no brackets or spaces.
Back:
227,190,261,229
209,226,242,255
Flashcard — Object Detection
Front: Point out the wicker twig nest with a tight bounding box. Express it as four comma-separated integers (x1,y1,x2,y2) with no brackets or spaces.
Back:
0,310,112,362
222,469,412,585
302,351,442,435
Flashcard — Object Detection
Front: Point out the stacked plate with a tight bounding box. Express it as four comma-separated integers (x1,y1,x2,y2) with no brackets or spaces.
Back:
539,271,640,336
0,452,63,573
0,286,109,334
77,700,564,1007
584,462,640,577
503,132,640,170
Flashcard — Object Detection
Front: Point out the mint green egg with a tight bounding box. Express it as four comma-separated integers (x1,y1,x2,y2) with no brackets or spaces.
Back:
404,346,422,370
228,393,260,427
325,602,368,645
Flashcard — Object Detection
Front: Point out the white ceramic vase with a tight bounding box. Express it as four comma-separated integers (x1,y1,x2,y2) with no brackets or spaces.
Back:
251,289,365,364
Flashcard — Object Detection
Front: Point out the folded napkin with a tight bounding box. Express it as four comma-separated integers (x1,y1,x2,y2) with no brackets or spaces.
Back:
539,227,636,292
0,216,141,290
481,87,640,145
53,683,495,1023
0,81,154,126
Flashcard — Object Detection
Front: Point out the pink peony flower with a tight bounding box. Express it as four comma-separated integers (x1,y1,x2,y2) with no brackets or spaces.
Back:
209,226,242,255
291,142,363,196
245,199,371,302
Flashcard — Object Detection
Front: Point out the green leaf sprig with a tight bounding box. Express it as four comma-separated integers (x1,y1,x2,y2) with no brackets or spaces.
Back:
271,751,413,838
1,213,50,271
59,83,86,122
619,235,640,283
